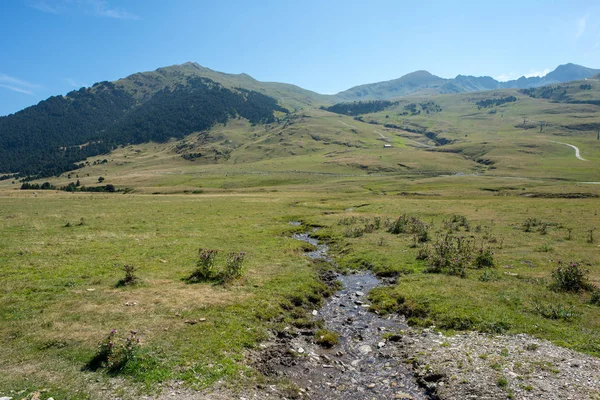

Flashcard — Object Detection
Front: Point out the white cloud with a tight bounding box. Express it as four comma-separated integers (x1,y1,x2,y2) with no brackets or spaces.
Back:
576,14,588,40
0,73,40,95
84,0,140,20
28,0,59,14
524,69,551,78
65,78,88,88
28,0,140,20
494,73,519,82
0,84,34,95
495,68,551,82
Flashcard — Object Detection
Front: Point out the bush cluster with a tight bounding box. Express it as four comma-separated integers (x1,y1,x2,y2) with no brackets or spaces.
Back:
387,214,430,242
550,261,592,293
420,234,495,278
188,249,246,283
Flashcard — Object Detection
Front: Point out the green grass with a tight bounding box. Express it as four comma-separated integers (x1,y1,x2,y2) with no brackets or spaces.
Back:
1,82,600,398
0,192,337,397
307,197,600,355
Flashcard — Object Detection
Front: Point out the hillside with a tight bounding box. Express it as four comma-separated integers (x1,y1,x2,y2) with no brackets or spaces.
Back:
1,61,599,181
335,63,600,101
0,77,287,178
115,62,331,109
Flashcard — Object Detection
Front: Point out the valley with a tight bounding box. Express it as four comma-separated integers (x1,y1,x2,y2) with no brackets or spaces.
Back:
0,64,599,400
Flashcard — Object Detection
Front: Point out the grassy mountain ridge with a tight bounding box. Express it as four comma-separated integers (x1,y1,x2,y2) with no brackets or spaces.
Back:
115,62,332,109
1,61,599,180
335,63,600,101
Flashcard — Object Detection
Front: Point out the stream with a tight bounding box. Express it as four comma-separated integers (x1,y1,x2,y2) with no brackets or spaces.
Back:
263,228,431,399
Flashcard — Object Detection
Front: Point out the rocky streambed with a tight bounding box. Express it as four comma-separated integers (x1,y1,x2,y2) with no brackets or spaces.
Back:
252,229,431,399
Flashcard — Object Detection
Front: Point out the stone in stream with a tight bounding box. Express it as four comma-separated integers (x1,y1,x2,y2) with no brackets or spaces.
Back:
358,344,372,354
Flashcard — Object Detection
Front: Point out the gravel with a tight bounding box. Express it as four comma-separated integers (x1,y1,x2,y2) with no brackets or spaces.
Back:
397,328,600,400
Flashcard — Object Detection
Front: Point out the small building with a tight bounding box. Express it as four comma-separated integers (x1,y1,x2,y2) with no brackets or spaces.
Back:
383,144,392,148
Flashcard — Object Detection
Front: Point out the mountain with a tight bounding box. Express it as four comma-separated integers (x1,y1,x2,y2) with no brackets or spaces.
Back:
1,61,598,179
335,71,446,101
0,73,288,178
115,62,330,109
543,63,600,83
334,63,600,101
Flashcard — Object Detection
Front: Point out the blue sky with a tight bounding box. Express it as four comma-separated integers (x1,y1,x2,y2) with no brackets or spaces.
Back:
1,0,599,116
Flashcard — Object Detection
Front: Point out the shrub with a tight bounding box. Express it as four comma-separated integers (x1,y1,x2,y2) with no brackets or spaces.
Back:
424,234,474,277
475,247,495,268
388,214,431,245
117,264,139,287
338,216,357,226
373,217,381,230
589,291,600,306
223,252,246,281
314,329,339,348
86,329,141,372
533,303,581,321
479,269,498,282
344,226,364,238
550,261,592,293
363,222,376,234
443,214,470,232
189,249,218,281
522,217,542,232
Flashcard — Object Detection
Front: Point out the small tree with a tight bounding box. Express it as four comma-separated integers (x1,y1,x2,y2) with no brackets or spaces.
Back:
117,264,139,286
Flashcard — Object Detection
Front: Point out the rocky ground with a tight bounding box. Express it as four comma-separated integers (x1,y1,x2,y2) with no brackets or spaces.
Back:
398,329,600,400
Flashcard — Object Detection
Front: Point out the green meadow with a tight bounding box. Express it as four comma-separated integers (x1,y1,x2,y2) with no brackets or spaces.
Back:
1,81,599,398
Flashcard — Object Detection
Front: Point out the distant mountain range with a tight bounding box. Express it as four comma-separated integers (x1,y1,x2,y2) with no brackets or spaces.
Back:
335,63,600,101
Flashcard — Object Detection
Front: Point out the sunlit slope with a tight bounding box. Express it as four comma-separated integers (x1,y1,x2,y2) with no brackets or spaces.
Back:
344,84,600,181
2,81,599,193
115,62,333,110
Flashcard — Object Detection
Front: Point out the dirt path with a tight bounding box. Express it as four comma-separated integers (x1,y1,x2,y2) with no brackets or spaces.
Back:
374,130,387,139
338,120,356,129
550,141,587,161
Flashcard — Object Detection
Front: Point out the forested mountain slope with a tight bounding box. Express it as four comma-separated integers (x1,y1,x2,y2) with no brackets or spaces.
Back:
0,77,286,178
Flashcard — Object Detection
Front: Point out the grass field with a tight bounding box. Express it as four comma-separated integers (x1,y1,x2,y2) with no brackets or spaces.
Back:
1,82,599,399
